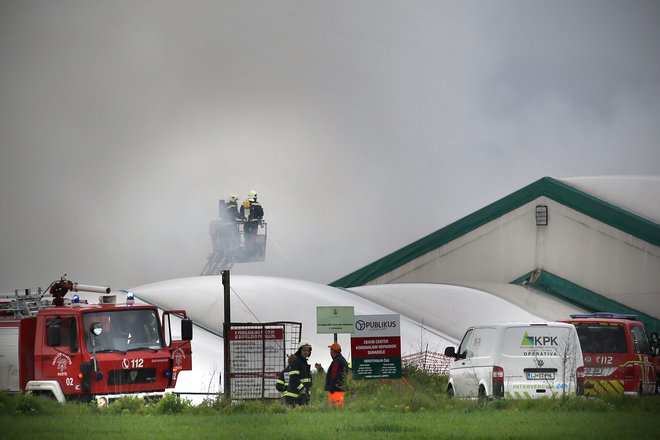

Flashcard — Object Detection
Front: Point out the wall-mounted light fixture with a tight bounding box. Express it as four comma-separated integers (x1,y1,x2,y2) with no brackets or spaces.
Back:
535,205,548,226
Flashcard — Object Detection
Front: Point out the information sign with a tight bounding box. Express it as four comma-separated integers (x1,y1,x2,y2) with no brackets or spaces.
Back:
316,306,355,334
350,314,401,379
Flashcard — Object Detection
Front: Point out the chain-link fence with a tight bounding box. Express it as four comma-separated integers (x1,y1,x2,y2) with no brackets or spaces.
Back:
402,350,452,375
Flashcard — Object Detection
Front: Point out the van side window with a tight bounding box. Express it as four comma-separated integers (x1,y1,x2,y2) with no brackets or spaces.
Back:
631,326,650,355
457,329,474,359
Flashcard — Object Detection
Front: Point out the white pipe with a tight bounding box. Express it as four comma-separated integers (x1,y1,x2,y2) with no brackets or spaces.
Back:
74,283,111,294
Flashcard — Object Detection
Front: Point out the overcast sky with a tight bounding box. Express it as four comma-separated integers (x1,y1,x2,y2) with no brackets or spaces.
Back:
1,1,659,292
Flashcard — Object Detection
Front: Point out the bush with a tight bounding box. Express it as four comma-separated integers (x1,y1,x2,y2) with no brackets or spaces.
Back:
0,392,12,414
343,365,449,412
155,393,190,414
8,392,58,415
106,396,146,415
3,369,659,418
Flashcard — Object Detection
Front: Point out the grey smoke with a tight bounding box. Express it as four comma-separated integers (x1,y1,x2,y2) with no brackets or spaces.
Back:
1,1,659,291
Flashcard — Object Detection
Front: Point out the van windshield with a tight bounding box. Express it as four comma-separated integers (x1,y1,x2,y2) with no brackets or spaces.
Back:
574,324,627,353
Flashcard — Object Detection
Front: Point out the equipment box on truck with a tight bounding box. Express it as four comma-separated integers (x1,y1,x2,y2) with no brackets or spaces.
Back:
444,322,584,399
560,313,659,396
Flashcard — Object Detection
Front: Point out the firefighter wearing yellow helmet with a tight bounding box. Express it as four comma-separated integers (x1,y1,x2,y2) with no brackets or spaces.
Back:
284,340,313,406
240,190,263,224
240,190,264,255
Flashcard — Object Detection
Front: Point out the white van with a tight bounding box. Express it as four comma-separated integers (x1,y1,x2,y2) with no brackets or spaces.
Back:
444,322,585,399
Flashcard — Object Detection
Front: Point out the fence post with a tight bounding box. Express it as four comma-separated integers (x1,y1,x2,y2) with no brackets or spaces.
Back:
222,270,231,399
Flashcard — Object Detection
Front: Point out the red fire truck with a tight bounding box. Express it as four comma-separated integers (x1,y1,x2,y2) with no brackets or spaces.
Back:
560,313,659,396
0,277,193,404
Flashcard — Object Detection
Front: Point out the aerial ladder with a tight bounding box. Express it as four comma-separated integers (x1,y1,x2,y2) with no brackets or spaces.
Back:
200,199,267,275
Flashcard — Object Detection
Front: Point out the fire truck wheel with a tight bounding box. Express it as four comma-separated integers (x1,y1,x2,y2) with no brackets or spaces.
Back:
32,390,57,401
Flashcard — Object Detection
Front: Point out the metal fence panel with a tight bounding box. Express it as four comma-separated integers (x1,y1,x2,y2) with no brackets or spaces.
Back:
228,321,301,399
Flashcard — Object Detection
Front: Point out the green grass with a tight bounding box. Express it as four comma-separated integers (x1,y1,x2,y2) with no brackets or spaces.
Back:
2,367,659,439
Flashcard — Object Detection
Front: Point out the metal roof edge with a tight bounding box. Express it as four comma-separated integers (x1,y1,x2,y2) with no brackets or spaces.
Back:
511,270,660,335
330,176,660,288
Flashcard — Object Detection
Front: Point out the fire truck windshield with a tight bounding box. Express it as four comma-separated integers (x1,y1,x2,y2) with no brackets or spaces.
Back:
83,309,163,353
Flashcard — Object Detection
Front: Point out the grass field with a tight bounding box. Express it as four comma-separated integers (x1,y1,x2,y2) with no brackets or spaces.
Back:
2,368,659,439
1,409,659,440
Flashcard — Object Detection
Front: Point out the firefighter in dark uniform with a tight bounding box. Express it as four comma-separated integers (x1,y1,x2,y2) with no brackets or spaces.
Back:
240,190,264,258
213,194,242,256
225,194,242,223
284,341,313,406
240,190,264,233
224,194,242,255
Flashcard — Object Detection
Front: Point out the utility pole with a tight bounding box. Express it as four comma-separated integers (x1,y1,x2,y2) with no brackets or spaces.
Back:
222,270,231,398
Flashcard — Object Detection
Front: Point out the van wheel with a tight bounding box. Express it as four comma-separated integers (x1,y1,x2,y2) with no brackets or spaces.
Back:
447,385,454,398
478,386,487,402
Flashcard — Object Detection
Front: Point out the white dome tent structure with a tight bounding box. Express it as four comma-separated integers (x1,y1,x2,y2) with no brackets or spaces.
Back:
132,275,584,400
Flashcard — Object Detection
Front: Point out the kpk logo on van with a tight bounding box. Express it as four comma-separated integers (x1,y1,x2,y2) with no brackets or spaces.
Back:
521,332,558,347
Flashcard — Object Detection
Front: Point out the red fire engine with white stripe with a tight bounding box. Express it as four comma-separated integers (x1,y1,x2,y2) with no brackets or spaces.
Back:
560,313,659,396
0,276,193,405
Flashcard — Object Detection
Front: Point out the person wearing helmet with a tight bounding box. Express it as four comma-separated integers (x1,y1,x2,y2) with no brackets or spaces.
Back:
325,342,350,406
212,194,242,257
284,341,313,406
240,190,264,257
240,190,264,228
224,194,242,224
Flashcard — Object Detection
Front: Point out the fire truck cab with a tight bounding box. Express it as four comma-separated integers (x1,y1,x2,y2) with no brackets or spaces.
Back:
560,313,659,396
1,279,193,405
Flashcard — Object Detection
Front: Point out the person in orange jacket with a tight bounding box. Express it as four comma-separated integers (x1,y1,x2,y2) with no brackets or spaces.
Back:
325,342,349,406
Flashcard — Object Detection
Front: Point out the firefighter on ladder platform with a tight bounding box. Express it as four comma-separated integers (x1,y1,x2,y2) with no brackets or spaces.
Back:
240,190,264,258
201,190,267,276
223,194,242,253
225,194,242,224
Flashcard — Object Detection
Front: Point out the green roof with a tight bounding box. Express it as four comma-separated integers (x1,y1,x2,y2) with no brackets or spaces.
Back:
330,176,660,288
512,270,660,335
